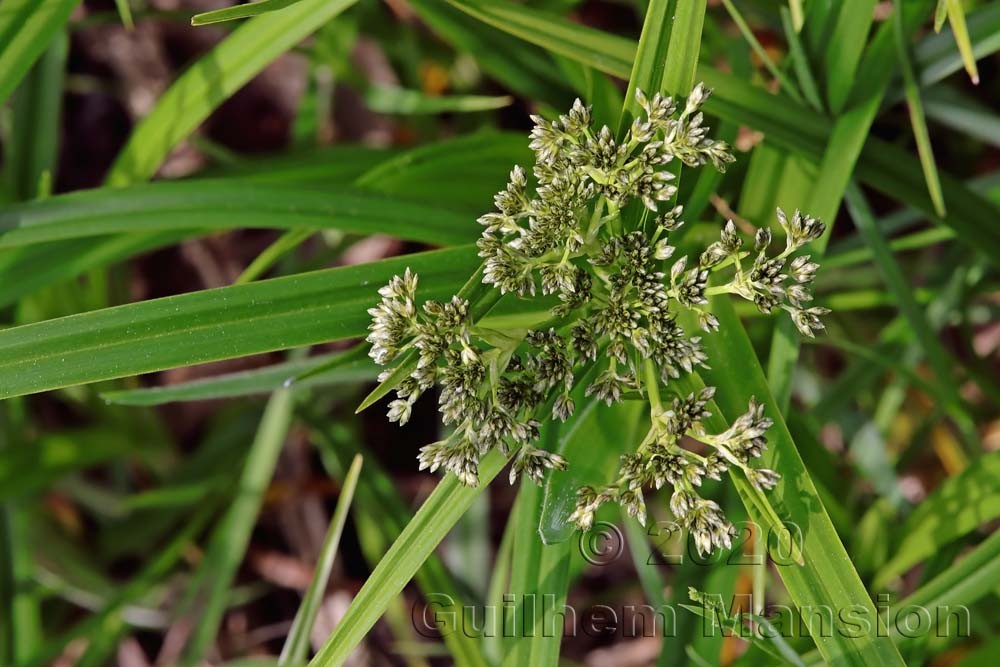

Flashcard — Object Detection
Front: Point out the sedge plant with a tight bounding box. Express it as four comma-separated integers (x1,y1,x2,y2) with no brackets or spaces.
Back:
367,86,827,556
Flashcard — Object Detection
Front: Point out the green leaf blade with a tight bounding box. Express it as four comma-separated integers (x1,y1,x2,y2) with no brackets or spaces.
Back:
101,348,375,406
179,387,296,664
108,0,359,186
0,181,478,248
308,451,509,667
191,0,300,26
0,0,78,107
279,455,363,666
874,452,1000,589
0,246,479,400
680,300,907,667
364,85,512,114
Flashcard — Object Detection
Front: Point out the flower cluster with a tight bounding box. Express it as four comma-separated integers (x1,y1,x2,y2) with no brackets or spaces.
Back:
366,87,827,554
568,389,779,555
703,211,828,334
367,270,567,486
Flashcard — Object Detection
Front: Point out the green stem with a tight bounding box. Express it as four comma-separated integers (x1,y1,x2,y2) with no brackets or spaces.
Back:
585,197,607,240
704,284,739,297
643,358,662,413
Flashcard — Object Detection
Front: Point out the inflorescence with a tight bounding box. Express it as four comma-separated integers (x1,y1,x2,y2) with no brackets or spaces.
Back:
366,86,827,555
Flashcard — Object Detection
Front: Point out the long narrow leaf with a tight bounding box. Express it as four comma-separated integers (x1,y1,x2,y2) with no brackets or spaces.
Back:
923,88,1000,148
308,450,509,666
823,0,877,112
874,452,1000,589
934,0,949,31
0,246,479,399
279,455,363,666
0,131,522,311
364,85,512,114
661,0,706,96
101,347,375,406
180,388,296,664
893,530,1000,632
944,0,980,84
0,0,78,106
107,0,359,185
679,301,906,666
894,0,947,216
802,530,1000,664
525,542,572,665
309,418,488,667
620,0,675,125
192,0,303,26
113,0,134,29
5,32,67,201
0,403,41,663
503,482,545,666
915,2,1000,86
780,7,823,110
720,0,803,103
445,0,634,76
768,0,936,408
235,229,316,285
844,185,976,444
0,182,478,248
